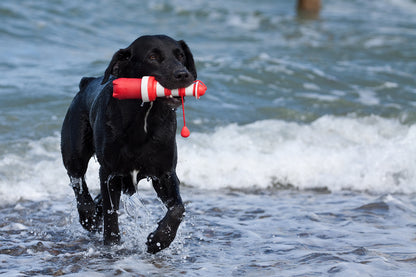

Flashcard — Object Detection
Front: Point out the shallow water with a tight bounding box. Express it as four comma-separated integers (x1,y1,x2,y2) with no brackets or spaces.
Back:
1,189,416,276
1,0,416,276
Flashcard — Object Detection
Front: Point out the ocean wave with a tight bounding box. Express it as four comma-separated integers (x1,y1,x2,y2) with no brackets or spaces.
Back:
0,115,415,205
178,115,416,194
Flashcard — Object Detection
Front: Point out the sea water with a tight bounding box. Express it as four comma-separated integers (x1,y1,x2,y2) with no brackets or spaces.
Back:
1,0,416,276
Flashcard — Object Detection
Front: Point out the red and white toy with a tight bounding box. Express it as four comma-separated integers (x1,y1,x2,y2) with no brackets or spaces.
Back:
112,76,207,138
113,76,206,101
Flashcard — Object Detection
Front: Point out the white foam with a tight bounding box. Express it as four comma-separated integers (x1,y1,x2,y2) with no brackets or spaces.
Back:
226,13,261,31
0,136,101,205
177,115,416,194
357,89,380,106
1,116,415,206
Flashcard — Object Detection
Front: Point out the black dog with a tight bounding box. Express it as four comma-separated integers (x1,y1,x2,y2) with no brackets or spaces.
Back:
61,35,196,253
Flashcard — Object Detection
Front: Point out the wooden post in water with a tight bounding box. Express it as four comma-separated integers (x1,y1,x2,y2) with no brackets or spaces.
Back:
297,0,321,19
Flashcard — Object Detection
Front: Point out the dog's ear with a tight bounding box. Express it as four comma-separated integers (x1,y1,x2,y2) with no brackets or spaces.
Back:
102,48,131,84
178,40,197,80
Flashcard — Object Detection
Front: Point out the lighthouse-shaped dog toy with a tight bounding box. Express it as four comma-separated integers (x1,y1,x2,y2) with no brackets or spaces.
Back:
113,76,207,137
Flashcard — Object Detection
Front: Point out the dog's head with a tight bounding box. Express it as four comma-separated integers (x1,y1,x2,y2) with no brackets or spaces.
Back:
102,35,197,93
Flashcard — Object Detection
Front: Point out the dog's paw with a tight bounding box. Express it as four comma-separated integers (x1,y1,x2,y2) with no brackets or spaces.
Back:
103,233,121,246
146,230,173,254
77,195,102,232
78,206,100,232
146,205,185,254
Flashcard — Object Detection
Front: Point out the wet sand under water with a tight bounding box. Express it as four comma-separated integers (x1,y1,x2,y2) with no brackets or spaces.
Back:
1,188,416,276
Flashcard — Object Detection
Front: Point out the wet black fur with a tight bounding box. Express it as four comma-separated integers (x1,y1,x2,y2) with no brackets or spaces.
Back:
61,35,197,253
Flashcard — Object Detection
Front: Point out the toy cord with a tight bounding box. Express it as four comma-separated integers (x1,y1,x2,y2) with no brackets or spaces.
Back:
180,95,190,138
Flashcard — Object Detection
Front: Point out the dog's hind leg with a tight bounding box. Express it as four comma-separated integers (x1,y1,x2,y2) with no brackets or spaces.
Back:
146,172,185,254
61,106,102,232
69,176,102,232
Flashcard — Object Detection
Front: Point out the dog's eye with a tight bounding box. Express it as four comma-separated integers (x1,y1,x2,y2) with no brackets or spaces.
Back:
148,53,160,62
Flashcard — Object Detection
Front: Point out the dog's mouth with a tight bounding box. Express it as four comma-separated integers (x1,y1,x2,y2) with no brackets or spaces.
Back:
158,96,182,109
153,77,194,109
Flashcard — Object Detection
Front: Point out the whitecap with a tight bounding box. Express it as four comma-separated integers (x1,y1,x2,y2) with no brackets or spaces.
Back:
177,115,416,194
1,116,415,206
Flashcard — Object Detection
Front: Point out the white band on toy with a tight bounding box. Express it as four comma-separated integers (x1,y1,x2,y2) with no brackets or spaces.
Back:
156,82,165,97
141,76,150,102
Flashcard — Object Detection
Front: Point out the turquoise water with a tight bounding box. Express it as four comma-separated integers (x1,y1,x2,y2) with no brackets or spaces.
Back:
1,0,416,276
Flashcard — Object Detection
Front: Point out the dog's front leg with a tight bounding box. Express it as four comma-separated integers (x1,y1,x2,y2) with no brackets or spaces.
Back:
147,172,185,254
100,168,122,245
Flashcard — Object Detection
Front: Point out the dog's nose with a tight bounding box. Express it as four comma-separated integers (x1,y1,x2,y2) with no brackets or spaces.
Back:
174,70,189,80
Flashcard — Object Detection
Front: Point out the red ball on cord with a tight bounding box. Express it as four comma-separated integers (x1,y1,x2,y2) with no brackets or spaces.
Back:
181,126,190,138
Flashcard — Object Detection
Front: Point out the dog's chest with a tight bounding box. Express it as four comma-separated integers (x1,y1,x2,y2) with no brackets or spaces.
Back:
107,101,177,176
117,134,175,175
